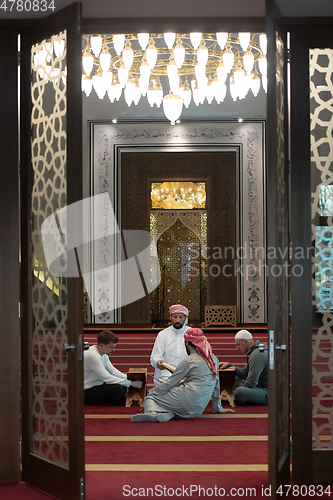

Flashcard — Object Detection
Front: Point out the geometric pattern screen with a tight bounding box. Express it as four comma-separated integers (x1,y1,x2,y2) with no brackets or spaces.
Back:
30,30,69,467
150,211,207,322
310,49,333,449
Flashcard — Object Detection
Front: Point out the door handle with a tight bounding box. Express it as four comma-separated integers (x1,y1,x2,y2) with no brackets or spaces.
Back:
275,344,286,351
63,343,76,352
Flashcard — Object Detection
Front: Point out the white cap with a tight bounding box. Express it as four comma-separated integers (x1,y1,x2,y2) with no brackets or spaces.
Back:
235,329,253,340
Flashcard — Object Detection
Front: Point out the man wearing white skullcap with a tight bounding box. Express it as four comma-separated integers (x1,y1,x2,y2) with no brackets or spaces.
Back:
150,304,191,384
220,329,268,404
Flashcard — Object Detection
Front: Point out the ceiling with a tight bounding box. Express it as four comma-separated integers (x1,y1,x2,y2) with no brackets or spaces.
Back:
4,0,332,122
2,0,333,19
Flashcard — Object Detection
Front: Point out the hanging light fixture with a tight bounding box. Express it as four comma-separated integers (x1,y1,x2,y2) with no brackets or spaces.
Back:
137,33,149,51
238,32,251,51
190,32,202,51
113,34,125,55
82,47,94,76
173,36,185,68
82,31,266,122
146,37,158,68
164,32,176,50
100,42,111,72
197,37,208,67
216,32,228,50
92,66,107,99
91,35,103,57
122,39,134,69
162,91,184,125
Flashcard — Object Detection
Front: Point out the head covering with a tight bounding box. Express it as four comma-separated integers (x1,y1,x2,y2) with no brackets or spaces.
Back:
235,329,253,340
169,304,189,316
184,328,218,380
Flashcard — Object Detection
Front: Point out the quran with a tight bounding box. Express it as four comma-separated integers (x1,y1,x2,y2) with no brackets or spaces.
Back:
161,362,176,373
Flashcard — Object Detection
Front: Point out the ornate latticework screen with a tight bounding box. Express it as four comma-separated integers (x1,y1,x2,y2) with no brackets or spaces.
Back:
30,31,69,467
150,212,207,322
311,49,333,449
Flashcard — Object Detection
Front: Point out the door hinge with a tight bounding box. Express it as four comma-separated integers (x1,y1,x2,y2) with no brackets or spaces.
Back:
289,300,292,316
80,477,85,498
19,441,22,458
18,302,22,319
289,440,293,456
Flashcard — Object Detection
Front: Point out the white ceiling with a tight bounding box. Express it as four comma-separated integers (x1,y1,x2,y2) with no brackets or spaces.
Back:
2,0,333,19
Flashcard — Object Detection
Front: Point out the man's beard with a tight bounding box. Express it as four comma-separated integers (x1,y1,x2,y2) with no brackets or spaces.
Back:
173,322,183,329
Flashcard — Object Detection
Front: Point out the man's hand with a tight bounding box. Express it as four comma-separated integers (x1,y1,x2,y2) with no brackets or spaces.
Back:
156,360,165,370
131,380,143,389
219,362,230,369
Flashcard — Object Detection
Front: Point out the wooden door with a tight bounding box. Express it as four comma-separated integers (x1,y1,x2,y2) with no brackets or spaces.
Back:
290,21,333,484
266,0,291,494
20,3,85,499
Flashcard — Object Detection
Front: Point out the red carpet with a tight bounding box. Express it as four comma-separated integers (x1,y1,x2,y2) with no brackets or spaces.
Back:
84,328,271,499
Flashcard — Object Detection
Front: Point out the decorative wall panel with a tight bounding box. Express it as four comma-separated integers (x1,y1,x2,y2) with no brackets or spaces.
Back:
30,31,69,467
310,49,333,449
90,121,266,323
121,150,235,323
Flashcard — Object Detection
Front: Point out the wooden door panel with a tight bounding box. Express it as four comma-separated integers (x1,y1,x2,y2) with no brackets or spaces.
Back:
266,0,291,493
20,4,84,499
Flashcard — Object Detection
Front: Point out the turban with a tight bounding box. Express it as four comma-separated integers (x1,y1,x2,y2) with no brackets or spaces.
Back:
235,329,253,340
169,304,189,316
184,328,218,380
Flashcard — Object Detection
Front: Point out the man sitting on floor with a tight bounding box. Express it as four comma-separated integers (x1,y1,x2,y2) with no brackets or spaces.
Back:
150,304,191,384
132,328,234,423
219,329,268,405
84,329,142,406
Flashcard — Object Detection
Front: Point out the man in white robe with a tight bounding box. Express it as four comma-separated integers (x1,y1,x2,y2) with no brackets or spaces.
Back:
132,328,234,422
150,304,191,384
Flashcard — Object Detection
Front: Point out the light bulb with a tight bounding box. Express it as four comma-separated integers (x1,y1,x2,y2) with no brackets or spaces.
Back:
90,35,102,57
82,75,92,97
137,33,149,51
174,36,185,68
146,37,158,68
163,91,183,125
243,48,254,75
82,48,94,76
122,39,134,70
183,79,192,108
190,32,202,50
113,34,125,55
258,55,267,76
197,38,208,67
238,32,251,51
216,32,228,50
164,32,176,50
250,72,261,97
223,43,234,73
118,61,129,87
100,45,111,72
259,33,267,56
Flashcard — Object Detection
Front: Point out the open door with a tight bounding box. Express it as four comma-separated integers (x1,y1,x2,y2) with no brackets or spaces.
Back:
266,0,291,494
20,3,85,499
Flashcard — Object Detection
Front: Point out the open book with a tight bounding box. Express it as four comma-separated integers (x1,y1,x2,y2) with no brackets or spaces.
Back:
161,361,176,373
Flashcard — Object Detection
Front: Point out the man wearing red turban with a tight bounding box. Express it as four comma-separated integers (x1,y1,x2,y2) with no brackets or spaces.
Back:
150,304,191,384
132,328,234,422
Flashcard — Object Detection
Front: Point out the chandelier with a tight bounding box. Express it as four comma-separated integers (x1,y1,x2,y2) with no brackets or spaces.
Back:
82,32,267,124
151,181,206,209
